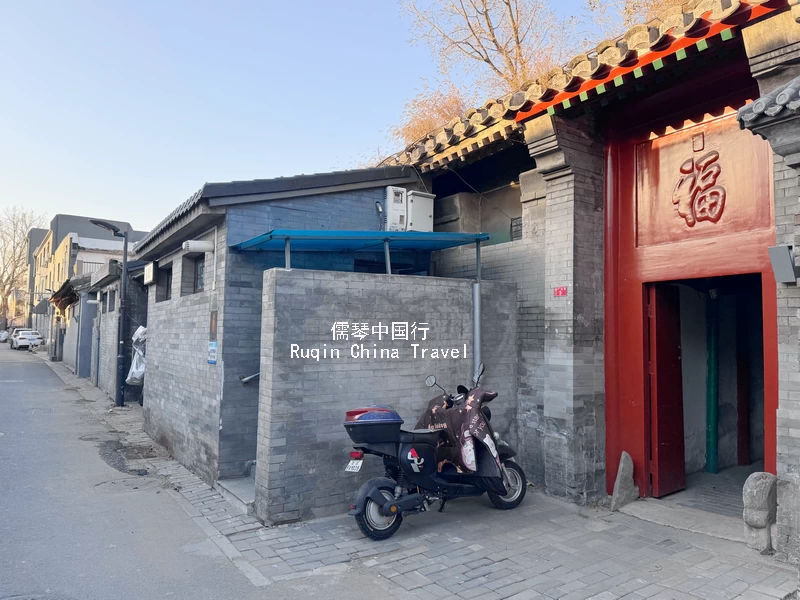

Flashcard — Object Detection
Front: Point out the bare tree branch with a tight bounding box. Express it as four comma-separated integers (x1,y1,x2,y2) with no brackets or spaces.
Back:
504,0,525,77
381,0,683,164
584,0,684,39
402,0,575,95
0,206,46,321
408,1,507,79
478,0,519,80
391,78,477,146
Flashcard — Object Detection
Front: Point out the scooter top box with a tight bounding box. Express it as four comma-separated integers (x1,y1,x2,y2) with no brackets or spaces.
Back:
344,406,404,444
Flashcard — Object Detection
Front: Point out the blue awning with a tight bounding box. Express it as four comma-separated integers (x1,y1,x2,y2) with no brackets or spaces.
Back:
230,229,490,252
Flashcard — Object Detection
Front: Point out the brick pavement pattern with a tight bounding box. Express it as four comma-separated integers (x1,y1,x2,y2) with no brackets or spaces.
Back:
46,360,798,599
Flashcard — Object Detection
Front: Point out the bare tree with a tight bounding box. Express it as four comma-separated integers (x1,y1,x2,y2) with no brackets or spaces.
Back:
370,0,578,165
403,0,576,95
585,0,684,38
392,79,476,147
0,206,46,322
371,0,681,166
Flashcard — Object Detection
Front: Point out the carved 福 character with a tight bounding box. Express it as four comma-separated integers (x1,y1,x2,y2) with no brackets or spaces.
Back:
672,150,726,227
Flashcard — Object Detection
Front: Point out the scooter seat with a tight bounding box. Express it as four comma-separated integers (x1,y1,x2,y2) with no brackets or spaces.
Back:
399,428,444,445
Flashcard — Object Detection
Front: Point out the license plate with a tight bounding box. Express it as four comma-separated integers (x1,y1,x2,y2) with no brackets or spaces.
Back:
345,459,363,473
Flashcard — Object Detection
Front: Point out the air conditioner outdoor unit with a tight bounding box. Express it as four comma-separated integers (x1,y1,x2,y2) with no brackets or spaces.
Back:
386,186,408,231
182,240,215,253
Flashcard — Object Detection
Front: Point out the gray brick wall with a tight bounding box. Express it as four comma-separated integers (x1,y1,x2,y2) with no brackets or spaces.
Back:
224,188,389,246
736,21,800,562
434,195,546,483
539,115,606,504
142,226,226,484
254,268,517,524
433,115,606,504
90,315,98,384
90,271,149,403
95,286,119,398
142,186,411,484
123,279,148,405
772,153,800,560
217,189,404,479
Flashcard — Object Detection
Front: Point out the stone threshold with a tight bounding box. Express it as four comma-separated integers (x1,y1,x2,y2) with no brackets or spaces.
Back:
216,474,256,516
621,497,746,543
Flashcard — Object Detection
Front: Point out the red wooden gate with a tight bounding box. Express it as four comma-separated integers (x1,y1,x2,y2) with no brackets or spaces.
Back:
604,61,778,496
647,284,686,497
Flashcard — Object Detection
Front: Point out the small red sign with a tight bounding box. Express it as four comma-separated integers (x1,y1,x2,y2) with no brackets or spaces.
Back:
553,287,568,297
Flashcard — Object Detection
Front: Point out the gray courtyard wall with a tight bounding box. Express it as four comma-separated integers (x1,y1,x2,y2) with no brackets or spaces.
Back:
771,153,800,561
254,268,517,524
142,226,226,484
96,296,119,398
433,115,607,505
434,192,546,484
92,277,149,403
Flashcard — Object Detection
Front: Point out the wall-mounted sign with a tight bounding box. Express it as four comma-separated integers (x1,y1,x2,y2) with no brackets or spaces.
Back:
207,341,217,365
554,287,567,297
143,263,155,285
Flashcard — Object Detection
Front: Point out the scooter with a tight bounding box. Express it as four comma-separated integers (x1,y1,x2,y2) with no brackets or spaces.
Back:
343,364,526,540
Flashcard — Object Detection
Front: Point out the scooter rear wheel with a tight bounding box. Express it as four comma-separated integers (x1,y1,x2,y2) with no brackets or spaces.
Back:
355,485,403,540
488,461,527,510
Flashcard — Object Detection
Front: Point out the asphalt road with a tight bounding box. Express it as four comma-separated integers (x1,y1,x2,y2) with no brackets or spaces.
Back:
0,348,273,599
0,349,395,600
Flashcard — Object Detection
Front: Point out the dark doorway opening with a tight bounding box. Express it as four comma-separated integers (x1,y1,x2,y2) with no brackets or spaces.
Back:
646,274,765,516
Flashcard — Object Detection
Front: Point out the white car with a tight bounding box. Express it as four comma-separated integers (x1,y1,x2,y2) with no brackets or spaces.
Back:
0,331,8,343
11,330,43,349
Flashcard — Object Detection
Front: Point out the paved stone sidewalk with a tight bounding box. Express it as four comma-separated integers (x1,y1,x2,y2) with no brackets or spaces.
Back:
45,359,798,599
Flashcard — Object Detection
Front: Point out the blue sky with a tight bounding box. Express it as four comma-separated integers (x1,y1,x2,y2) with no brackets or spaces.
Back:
0,0,584,231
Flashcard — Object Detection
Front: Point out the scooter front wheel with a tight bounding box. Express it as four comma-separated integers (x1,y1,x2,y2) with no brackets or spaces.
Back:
488,461,527,510
355,485,403,540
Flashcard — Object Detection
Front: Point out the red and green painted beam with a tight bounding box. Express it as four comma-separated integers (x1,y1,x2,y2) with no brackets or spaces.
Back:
514,2,779,122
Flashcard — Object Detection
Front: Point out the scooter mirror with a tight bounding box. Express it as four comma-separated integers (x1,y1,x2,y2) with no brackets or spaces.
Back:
425,375,436,387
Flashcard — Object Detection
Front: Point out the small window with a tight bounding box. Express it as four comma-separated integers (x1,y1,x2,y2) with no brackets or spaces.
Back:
101,292,108,313
194,256,205,293
511,217,522,241
181,254,206,296
156,265,173,302
108,289,116,312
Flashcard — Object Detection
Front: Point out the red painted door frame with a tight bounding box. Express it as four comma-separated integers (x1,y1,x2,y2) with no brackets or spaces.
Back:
603,64,778,496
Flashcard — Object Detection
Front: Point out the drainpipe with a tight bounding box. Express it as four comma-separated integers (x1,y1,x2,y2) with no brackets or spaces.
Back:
212,226,218,290
384,240,391,275
472,241,482,379
706,290,720,474
95,310,101,386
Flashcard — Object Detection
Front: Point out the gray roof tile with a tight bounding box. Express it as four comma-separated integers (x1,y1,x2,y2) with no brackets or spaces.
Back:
738,76,800,128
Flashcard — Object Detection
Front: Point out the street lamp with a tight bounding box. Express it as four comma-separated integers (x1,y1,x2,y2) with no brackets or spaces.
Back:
90,219,128,407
